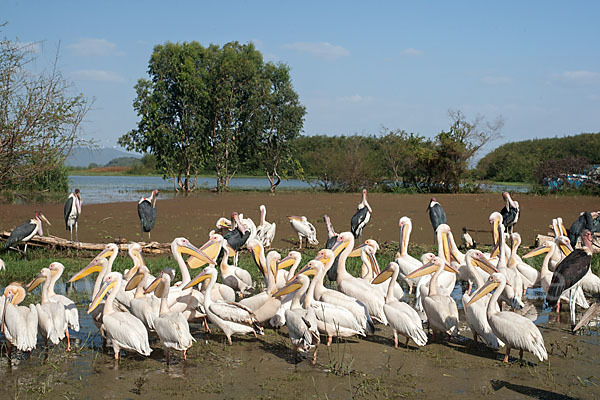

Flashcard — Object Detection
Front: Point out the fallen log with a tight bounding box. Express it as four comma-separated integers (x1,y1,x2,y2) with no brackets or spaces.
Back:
0,231,171,254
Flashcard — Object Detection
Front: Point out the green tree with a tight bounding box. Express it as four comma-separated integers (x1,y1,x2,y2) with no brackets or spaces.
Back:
253,62,306,192
0,36,91,192
119,42,210,192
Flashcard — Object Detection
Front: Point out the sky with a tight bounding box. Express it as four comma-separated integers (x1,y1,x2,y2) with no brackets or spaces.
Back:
4,1,600,158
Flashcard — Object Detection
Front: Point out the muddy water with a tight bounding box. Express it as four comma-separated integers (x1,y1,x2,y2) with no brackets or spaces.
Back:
2,279,599,399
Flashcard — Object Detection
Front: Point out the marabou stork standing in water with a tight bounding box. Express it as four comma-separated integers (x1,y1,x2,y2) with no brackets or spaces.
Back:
64,188,82,242
500,192,520,235
3,211,51,258
138,189,158,240
427,198,446,241
547,229,597,327
350,189,372,240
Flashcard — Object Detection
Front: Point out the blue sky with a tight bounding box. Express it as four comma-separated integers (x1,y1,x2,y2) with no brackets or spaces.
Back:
4,1,600,157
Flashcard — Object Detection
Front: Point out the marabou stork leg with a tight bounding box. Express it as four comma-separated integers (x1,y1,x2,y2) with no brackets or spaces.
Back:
75,221,78,243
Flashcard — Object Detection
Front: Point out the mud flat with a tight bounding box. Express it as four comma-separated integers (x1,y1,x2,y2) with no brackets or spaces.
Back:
1,192,598,249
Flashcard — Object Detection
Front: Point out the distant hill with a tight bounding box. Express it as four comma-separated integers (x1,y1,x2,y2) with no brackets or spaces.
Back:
105,157,141,167
66,147,141,167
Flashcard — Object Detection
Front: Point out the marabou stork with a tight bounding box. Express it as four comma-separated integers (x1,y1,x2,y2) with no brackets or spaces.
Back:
138,189,158,240
323,214,340,281
3,211,51,257
427,198,446,239
568,211,600,247
350,189,372,239
500,192,520,234
223,212,251,266
547,229,597,326
64,188,82,242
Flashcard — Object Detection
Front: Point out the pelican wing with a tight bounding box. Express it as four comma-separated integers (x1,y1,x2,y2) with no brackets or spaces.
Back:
383,303,427,346
51,294,80,332
234,267,254,287
104,312,151,356
490,312,547,361
209,301,258,325
155,313,195,351
311,300,363,333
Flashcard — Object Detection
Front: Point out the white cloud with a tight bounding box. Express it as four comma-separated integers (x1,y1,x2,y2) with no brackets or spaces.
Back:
337,94,374,103
553,70,600,86
71,69,125,83
400,48,423,57
68,38,119,56
480,75,512,85
283,41,349,61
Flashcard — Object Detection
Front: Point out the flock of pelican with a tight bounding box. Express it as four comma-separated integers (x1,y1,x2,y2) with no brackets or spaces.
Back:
0,194,598,368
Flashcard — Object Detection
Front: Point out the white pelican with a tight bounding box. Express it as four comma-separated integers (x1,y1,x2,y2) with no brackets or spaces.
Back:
524,235,588,319
350,188,372,239
31,268,69,348
88,272,151,361
277,250,302,284
221,244,254,297
405,257,460,340
332,232,387,324
239,240,281,321
273,273,319,363
288,216,318,249
183,266,263,345
394,217,424,294
306,249,375,334
125,265,160,331
292,259,365,345
145,269,195,363
372,262,427,348
509,233,539,293
1,283,38,355
467,273,547,363
490,218,524,305
461,250,503,349
256,204,276,248
26,262,79,337
359,244,404,300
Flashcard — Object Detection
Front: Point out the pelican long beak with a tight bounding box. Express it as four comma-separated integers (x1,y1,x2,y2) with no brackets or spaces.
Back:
124,264,139,281
573,302,600,332
69,258,105,282
287,216,301,222
182,269,211,291
491,218,500,256
331,237,349,257
442,232,451,263
466,279,499,307
405,260,457,279
88,280,116,314
277,255,296,270
349,242,369,258
372,264,394,285
366,250,381,275
144,275,162,294
188,238,222,269
249,244,266,276
273,277,303,298
125,268,146,291
559,241,573,256
473,256,499,275
179,241,216,268
551,219,561,237
40,214,51,226
523,245,550,259
25,274,46,292
559,220,568,237
270,258,278,284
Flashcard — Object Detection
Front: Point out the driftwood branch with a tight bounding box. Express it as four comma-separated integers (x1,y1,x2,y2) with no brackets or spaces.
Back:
0,231,171,254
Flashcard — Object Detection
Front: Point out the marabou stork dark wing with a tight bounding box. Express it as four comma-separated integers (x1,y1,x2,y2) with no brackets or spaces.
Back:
4,221,37,249
325,235,340,281
137,200,157,232
64,196,73,230
350,207,369,239
428,204,446,232
500,206,519,228
224,229,250,253
568,214,588,246
546,249,591,307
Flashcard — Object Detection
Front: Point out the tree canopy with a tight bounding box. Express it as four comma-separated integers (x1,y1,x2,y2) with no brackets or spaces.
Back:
119,41,305,192
0,36,91,192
